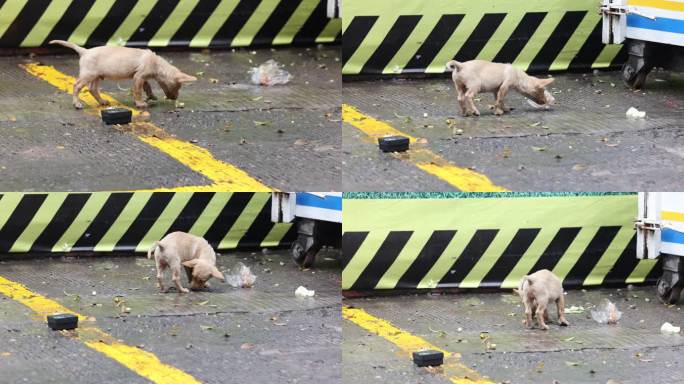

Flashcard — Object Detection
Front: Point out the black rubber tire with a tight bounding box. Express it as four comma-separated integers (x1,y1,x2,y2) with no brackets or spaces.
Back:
301,243,322,269
291,240,307,267
656,277,672,304
631,71,648,90
668,286,682,305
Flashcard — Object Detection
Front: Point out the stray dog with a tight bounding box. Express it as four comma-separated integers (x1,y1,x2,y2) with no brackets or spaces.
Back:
514,269,569,330
446,60,555,116
147,231,225,293
49,40,197,109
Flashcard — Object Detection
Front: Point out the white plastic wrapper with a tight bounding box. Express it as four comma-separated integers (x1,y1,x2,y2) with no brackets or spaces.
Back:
626,107,646,119
661,322,681,334
249,59,292,86
295,286,315,297
225,262,256,288
590,299,622,324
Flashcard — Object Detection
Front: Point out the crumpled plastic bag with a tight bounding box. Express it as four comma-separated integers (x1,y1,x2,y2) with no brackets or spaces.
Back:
249,59,292,86
626,107,646,119
295,286,315,297
591,299,621,324
225,262,256,288
660,322,681,334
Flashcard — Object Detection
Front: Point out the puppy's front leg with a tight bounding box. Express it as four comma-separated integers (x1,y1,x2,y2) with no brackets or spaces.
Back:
143,81,157,101
494,86,510,116
557,295,569,326
171,267,189,293
132,76,149,108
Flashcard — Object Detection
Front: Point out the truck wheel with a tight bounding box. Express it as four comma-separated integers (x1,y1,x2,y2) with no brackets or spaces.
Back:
656,277,681,304
291,240,307,267
301,243,322,269
622,61,649,90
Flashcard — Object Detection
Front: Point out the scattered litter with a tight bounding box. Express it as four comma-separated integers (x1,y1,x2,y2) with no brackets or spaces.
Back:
226,263,256,288
295,286,315,297
565,361,582,367
200,325,214,331
660,322,680,334
249,59,292,86
47,314,78,331
591,299,621,324
626,107,646,119
565,305,585,314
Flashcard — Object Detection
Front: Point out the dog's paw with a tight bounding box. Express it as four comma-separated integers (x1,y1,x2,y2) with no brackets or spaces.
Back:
74,102,83,109
135,101,149,108
540,324,549,330
560,320,569,326
99,100,110,106
147,95,158,101
494,108,504,116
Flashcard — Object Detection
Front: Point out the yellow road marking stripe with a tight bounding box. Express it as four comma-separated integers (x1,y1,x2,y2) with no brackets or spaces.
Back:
20,63,271,192
0,275,201,384
342,104,508,192
342,306,494,384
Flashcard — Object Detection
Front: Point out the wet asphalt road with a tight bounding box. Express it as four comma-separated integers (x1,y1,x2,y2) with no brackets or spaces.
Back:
343,287,684,384
0,46,340,191
343,70,684,192
0,249,341,384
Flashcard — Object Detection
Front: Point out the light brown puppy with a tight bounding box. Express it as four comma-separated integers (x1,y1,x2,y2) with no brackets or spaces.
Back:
446,59,555,117
514,269,569,330
147,231,225,293
49,40,197,109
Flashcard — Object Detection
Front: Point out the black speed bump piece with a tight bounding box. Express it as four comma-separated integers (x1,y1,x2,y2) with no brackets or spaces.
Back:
101,107,132,125
378,135,409,152
47,313,78,330
412,350,444,367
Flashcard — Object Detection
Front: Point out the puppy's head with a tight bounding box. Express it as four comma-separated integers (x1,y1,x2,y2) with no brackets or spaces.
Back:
526,77,555,106
160,72,197,100
182,259,225,290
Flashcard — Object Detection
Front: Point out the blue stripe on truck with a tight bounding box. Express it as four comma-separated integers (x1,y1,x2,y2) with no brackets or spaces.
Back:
627,14,684,34
662,228,684,244
296,193,342,211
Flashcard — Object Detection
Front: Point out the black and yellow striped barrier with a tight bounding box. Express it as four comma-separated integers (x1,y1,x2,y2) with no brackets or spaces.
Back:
342,0,626,75
342,193,660,291
0,192,294,254
0,0,340,48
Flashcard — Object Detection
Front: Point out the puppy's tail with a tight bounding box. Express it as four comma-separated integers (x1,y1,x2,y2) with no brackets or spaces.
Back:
49,40,87,56
446,60,463,72
521,276,532,290
147,241,162,259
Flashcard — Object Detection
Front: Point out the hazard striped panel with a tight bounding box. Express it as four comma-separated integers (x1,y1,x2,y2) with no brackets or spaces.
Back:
341,193,661,291
0,0,341,48
0,192,295,254
341,0,627,75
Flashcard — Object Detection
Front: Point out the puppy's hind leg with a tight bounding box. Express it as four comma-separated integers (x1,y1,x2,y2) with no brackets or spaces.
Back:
557,295,569,326
523,300,534,328
72,77,89,109
155,257,167,293
465,89,480,117
456,83,468,116
536,303,549,330
88,78,109,106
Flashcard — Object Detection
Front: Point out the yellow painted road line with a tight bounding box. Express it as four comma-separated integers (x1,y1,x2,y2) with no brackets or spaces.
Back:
342,104,508,192
20,63,271,192
342,306,494,384
0,275,201,384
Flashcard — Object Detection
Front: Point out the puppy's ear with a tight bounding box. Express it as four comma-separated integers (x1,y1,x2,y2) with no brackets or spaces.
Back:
537,77,554,88
182,259,199,268
177,72,198,83
211,267,226,282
